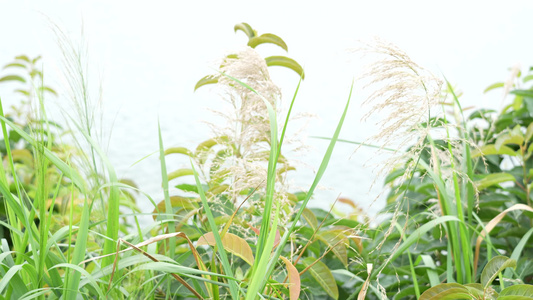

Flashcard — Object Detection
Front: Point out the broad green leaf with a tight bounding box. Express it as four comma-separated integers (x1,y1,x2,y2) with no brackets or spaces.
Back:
265,56,305,79
481,256,516,289
464,283,485,299
523,74,533,83
302,208,318,230
198,232,254,265
167,168,194,181
280,256,300,300
484,82,505,93
164,147,193,157
248,33,288,51
525,123,533,142
419,283,472,300
472,144,517,157
207,184,229,195
15,55,30,62
475,173,515,191
511,89,533,98
3,63,26,69
194,75,218,91
317,230,348,266
499,284,533,300
302,257,338,299
234,22,256,39
495,133,524,151
0,75,26,83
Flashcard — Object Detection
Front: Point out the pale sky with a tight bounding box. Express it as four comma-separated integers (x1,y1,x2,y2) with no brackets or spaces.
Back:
1,1,532,216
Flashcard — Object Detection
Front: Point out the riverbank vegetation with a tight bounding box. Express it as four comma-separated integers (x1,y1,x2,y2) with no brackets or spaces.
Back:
0,22,532,299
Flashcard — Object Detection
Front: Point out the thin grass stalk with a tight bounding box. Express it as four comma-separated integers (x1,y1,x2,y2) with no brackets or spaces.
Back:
191,161,239,299
265,81,353,292
446,80,476,280
75,127,121,285
0,99,24,260
441,111,472,283
157,122,176,267
213,72,283,298
425,136,465,283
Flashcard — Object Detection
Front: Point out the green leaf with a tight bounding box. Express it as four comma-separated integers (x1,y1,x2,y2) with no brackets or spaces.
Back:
3,63,26,69
265,56,305,79
419,283,472,300
164,147,193,157
525,123,533,142
248,33,288,51
302,208,318,230
0,75,26,83
481,256,516,289
194,75,218,91
167,168,194,181
464,283,485,299
15,55,30,62
317,230,348,266
495,132,524,150
523,74,533,83
472,144,517,157
511,89,533,98
234,22,256,39
475,173,515,191
499,284,533,300
302,257,339,299
484,82,505,93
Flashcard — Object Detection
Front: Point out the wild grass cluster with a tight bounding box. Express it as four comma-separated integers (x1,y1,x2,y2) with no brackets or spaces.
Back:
0,22,533,299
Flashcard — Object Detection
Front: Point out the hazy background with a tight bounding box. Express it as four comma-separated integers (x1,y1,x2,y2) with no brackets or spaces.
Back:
1,1,532,222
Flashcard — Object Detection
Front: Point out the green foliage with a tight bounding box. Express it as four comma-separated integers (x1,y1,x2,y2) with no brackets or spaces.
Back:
420,256,533,300
194,22,304,91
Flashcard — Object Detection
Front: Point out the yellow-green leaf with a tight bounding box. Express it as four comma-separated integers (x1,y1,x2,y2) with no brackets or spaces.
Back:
194,75,218,91
484,82,505,94
475,172,515,191
317,230,348,266
164,147,193,157
152,196,198,219
499,284,533,300
0,75,26,83
302,208,318,230
419,283,471,300
197,232,254,265
167,168,194,181
472,144,517,157
302,257,338,299
481,256,516,289
280,256,300,300
495,133,524,150
234,22,256,39
265,56,305,79
248,33,288,51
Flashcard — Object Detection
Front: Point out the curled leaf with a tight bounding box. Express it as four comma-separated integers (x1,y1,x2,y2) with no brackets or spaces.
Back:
234,22,256,39
265,56,305,79
248,33,288,51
